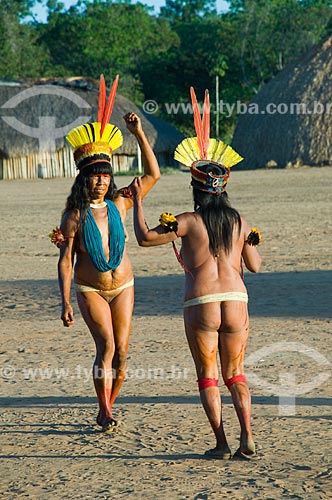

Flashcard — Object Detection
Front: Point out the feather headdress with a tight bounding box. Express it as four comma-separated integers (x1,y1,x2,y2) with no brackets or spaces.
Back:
66,74,123,170
174,87,243,194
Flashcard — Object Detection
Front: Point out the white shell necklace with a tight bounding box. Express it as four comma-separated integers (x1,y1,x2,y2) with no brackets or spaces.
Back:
90,201,107,209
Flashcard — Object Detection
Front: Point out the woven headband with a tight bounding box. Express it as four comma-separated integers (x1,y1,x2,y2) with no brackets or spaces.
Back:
190,160,230,195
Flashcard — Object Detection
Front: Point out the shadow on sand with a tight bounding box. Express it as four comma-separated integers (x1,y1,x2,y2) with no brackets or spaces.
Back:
1,269,331,319
134,269,332,319
1,394,331,408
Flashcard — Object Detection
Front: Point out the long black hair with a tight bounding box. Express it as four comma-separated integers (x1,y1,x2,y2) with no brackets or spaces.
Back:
64,160,118,222
191,164,241,255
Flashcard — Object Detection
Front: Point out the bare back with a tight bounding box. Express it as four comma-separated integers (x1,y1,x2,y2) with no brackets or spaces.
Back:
176,212,256,301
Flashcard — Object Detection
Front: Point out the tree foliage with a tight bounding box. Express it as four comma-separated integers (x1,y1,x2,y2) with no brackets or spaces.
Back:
160,0,217,22
0,0,51,77
0,0,331,137
40,0,178,101
139,17,228,135
227,0,332,92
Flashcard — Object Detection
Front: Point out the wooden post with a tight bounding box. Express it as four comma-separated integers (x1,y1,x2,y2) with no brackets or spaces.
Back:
137,142,142,173
216,74,219,138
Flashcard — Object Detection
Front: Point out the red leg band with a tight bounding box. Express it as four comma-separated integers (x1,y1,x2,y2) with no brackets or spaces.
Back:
197,378,219,391
225,374,247,390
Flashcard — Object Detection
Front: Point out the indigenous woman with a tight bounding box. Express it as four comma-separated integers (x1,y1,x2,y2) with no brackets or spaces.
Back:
51,75,160,432
130,88,262,459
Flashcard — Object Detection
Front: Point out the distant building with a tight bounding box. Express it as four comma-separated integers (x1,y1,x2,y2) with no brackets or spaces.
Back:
232,37,332,169
0,78,184,180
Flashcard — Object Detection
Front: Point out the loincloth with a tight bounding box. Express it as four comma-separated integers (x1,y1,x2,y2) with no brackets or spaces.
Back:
76,278,134,303
183,291,248,308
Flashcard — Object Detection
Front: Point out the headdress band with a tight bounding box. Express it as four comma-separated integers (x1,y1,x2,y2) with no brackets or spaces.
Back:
190,160,230,195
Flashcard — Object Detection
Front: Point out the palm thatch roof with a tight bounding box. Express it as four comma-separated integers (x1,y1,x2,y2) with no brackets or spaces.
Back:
231,36,332,169
0,77,184,179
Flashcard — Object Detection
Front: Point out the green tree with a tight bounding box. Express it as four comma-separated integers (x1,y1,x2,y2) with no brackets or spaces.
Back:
0,0,51,78
160,0,217,22
41,1,178,101
1,0,35,18
139,16,228,136
226,0,332,91
203,0,332,138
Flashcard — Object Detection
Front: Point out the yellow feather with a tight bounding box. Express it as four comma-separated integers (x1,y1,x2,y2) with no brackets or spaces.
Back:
220,145,243,168
174,137,201,166
66,122,123,152
104,124,123,152
207,139,226,162
207,139,243,167
174,137,243,168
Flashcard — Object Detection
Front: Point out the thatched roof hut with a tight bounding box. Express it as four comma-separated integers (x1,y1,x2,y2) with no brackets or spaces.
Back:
231,36,332,169
0,78,184,180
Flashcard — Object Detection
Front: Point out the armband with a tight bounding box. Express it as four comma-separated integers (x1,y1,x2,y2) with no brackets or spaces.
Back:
159,212,178,233
245,227,263,246
49,227,66,248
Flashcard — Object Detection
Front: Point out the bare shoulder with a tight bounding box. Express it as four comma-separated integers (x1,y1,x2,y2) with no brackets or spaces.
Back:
176,211,201,236
240,215,251,233
177,211,196,221
114,192,129,209
113,193,131,219
61,209,79,236
240,215,259,241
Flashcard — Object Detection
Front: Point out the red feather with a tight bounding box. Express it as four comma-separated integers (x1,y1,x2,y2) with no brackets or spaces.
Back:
97,74,106,123
190,87,204,159
100,74,119,139
202,90,210,159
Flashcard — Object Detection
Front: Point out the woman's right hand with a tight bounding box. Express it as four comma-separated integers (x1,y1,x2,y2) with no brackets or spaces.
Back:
130,176,144,201
123,112,142,135
61,304,74,327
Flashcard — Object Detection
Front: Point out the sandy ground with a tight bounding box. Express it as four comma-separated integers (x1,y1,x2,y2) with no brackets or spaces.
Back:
0,167,331,500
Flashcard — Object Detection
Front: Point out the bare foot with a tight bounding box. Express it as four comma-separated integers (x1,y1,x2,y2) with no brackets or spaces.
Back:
101,419,120,434
233,438,257,460
204,446,232,459
240,436,256,455
96,411,116,427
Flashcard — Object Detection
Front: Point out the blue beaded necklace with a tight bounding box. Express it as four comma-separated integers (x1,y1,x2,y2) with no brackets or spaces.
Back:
82,199,125,272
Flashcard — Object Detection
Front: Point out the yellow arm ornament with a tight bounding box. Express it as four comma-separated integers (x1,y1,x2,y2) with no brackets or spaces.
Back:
245,228,263,246
159,212,178,233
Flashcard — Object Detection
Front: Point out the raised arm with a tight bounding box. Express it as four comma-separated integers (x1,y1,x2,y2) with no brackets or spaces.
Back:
123,113,160,205
241,217,262,273
131,177,177,247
